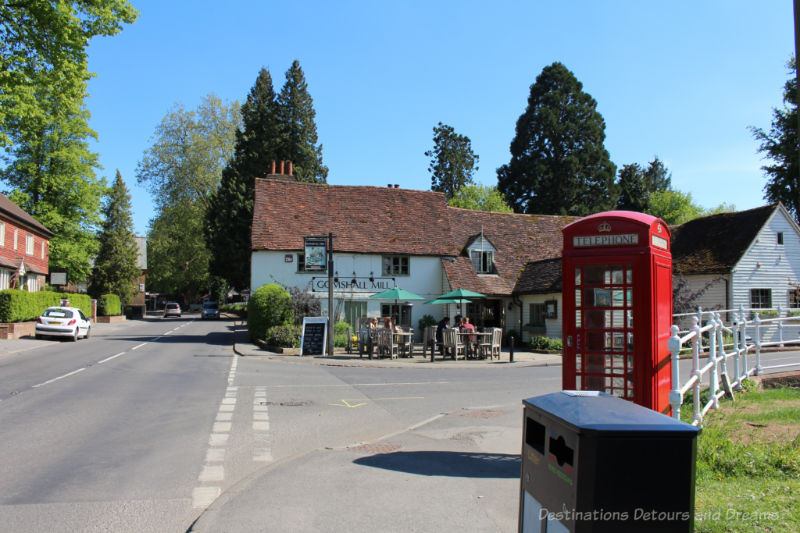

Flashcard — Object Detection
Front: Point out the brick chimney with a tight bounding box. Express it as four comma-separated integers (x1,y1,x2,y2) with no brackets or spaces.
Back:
268,160,294,179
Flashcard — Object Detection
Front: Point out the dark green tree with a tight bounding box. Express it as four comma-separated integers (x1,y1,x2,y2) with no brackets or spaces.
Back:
616,157,672,211
206,68,280,290
206,62,328,290
425,122,479,199
497,62,617,215
616,163,648,211
275,60,328,183
91,170,140,306
751,57,800,222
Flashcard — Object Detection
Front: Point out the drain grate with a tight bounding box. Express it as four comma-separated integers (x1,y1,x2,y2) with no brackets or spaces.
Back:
348,443,402,454
460,409,505,419
265,400,312,407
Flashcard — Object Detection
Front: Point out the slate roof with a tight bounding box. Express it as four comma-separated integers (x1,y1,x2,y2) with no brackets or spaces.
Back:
671,205,775,274
0,194,53,237
439,208,573,296
514,257,562,294
252,179,454,256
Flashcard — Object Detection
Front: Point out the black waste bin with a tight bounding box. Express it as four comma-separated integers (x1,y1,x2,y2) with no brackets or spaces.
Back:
519,391,700,533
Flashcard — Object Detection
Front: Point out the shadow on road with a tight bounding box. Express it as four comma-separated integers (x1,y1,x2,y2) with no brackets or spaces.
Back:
354,451,521,478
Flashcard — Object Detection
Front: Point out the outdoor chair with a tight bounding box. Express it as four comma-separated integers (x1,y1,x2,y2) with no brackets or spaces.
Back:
443,328,465,359
490,328,502,359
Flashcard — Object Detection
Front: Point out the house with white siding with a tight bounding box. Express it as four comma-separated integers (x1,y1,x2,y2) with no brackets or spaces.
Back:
671,204,800,341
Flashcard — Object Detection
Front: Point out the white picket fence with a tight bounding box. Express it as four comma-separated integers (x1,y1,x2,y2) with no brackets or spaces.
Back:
668,306,800,426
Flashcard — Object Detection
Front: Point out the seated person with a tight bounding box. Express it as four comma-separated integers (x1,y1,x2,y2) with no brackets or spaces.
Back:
436,316,450,353
384,316,395,332
460,316,477,353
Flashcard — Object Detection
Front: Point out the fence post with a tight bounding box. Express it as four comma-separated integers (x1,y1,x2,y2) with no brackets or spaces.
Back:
696,306,704,352
717,311,728,376
754,312,763,376
691,317,702,426
733,314,742,390
668,325,683,420
778,305,784,347
708,314,719,410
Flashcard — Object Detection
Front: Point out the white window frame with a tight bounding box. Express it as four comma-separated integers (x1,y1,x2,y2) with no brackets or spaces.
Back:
41,240,45,259
750,288,772,309
0,269,10,290
26,233,34,256
0,222,5,247
382,255,409,276
13,229,18,250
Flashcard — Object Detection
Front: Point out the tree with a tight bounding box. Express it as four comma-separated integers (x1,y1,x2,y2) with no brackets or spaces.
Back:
136,95,240,301
448,184,513,213
1,87,106,281
206,62,328,290
616,157,672,211
497,62,617,216
91,170,139,306
0,0,138,147
616,163,648,211
646,190,705,225
275,60,328,183
751,57,800,222
146,200,210,304
425,122,479,199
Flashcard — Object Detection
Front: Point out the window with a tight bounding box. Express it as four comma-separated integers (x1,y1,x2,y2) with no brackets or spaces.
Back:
0,269,9,290
789,288,800,309
777,232,784,245
297,253,306,272
13,229,18,250
471,250,494,274
750,288,772,309
0,222,4,247
26,234,34,255
41,240,45,259
545,299,558,319
382,255,409,276
381,303,412,327
529,303,546,328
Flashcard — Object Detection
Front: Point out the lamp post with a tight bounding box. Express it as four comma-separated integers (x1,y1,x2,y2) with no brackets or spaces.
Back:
327,232,334,357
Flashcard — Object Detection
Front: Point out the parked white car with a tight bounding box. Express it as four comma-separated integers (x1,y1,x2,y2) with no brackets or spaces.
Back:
35,307,91,341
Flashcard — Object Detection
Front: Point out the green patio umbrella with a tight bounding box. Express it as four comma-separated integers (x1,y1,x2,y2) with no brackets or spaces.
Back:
423,297,471,305
437,288,486,300
369,287,425,302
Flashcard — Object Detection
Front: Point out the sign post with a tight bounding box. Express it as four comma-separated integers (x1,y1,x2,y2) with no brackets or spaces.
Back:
327,233,334,357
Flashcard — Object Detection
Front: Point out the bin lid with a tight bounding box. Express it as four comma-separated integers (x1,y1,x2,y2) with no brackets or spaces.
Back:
523,391,700,435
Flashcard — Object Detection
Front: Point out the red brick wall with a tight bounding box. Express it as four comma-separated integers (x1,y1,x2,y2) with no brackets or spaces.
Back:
0,216,50,275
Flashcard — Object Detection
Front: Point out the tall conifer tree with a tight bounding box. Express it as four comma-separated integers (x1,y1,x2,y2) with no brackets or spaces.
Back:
91,170,140,306
497,62,617,215
206,62,327,290
275,60,328,183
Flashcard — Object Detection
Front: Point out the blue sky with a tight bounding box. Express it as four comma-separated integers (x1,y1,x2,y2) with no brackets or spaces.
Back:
85,1,794,235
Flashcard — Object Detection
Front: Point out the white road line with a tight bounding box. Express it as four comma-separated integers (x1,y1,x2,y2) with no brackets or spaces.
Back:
192,487,221,509
97,352,126,364
32,368,86,388
131,342,148,350
198,465,224,482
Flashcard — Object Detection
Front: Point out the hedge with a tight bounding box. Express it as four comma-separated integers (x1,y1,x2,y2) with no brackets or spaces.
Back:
0,290,92,323
98,294,122,316
247,284,293,342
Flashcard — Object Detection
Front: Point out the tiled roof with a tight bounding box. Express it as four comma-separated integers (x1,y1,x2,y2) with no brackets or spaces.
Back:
671,205,775,274
252,178,575,297
252,179,454,256
514,257,562,294
0,194,53,237
443,208,574,296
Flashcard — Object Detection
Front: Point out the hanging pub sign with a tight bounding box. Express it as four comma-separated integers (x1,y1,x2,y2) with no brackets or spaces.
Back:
304,235,327,272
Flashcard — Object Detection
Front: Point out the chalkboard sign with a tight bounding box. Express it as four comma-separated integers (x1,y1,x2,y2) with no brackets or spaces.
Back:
301,317,328,356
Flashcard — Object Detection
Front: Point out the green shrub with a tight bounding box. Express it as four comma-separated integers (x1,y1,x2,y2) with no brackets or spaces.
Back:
265,324,301,348
529,336,563,352
334,320,352,348
0,290,91,322
221,303,247,318
98,294,122,316
247,284,293,342
418,314,437,331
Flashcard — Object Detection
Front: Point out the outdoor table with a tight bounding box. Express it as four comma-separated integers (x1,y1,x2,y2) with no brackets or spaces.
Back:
393,331,414,357
457,331,492,358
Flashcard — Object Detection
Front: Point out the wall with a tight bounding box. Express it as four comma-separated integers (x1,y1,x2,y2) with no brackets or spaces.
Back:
519,293,563,342
0,216,50,279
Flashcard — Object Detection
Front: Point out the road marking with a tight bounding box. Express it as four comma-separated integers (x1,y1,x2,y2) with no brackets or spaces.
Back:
269,381,450,389
252,386,272,463
329,399,368,408
216,412,233,421
97,352,126,364
192,487,220,509
198,465,224,482
131,342,148,350
205,448,226,463
253,420,270,431
213,422,232,433
32,368,86,388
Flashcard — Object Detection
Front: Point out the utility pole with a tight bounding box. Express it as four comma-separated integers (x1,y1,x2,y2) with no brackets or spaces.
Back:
327,232,334,357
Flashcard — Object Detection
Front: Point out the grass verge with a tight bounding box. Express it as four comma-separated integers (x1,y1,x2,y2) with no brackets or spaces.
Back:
687,382,800,532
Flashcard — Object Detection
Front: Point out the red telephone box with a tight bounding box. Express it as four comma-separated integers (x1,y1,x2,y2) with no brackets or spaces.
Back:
562,211,673,414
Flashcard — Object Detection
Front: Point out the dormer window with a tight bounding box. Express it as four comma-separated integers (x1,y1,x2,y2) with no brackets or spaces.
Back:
471,250,494,273
467,231,496,274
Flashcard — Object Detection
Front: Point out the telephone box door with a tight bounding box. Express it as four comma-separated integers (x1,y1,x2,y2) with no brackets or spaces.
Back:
564,260,637,401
